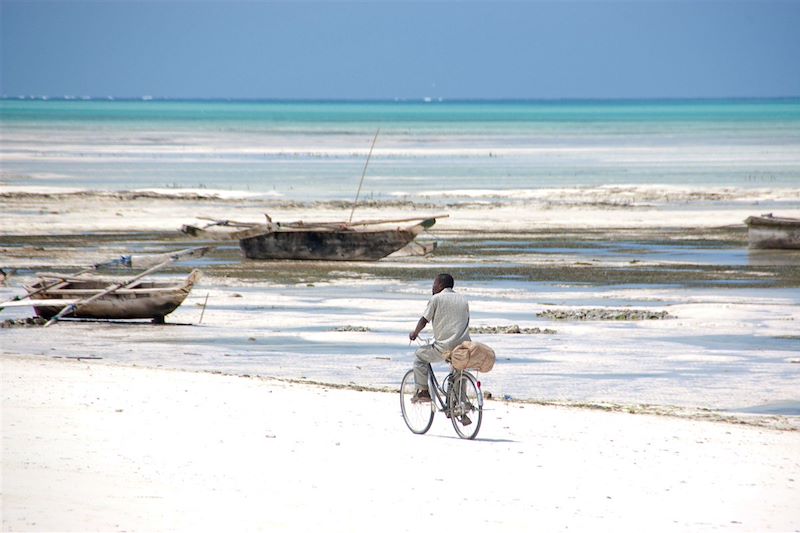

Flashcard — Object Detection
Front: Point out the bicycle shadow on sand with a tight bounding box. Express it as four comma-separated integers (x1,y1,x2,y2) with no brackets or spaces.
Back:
424,434,518,443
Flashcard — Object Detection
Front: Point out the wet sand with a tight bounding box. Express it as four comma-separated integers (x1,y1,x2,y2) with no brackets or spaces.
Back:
1,192,799,425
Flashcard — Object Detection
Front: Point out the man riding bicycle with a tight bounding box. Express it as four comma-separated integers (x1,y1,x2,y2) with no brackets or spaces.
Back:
408,273,471,404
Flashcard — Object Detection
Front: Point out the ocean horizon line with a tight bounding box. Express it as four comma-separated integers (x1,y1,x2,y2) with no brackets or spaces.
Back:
2,95,800,105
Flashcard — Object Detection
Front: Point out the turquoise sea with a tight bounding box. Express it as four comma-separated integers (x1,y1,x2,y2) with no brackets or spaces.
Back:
1,98,799,200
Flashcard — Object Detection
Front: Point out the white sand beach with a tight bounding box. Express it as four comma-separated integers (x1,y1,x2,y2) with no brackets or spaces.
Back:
2,184,799,531
2,355,798,532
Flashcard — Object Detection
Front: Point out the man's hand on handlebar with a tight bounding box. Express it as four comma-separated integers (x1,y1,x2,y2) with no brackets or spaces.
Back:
409,316,428,343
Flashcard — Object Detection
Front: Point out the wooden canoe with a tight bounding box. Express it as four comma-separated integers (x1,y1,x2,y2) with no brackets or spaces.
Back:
239,218,437,261
744,214,800,249
24,270,201,321
182,215,444,261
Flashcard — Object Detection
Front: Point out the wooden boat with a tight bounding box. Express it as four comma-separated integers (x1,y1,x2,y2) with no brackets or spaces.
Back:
23,270,201,322
744,214,800,249
182,215,444,261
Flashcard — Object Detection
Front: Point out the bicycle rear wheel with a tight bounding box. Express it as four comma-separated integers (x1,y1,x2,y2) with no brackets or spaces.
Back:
448,372,483,439
400,369,434,434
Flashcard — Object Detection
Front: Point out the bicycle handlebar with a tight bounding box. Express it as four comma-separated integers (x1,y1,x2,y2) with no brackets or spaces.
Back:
409,335,433,346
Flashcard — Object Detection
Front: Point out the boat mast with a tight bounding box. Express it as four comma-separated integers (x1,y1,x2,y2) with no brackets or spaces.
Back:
348,128,380,224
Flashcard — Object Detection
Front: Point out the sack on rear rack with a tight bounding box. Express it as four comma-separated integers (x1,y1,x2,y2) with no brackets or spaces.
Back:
447,341,496,373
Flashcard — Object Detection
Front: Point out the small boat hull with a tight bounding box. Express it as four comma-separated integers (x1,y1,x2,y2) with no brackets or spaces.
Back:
239,228,419,261
745,215,800,249
26,270,200,321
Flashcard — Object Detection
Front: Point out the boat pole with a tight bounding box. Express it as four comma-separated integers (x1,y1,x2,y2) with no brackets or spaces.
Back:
199,292,210,324
348,128,380,224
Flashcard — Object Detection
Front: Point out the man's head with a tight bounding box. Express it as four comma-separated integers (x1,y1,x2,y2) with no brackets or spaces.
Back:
432,273,455,294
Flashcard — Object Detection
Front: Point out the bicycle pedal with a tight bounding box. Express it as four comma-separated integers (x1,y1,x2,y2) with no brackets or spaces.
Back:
411,390,432,403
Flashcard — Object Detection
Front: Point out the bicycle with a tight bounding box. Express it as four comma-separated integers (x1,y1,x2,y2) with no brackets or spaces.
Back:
400,359,484,440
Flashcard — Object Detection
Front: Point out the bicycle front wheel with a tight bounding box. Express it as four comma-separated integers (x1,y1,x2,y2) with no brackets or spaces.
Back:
448,372,483,439
400,369,434,434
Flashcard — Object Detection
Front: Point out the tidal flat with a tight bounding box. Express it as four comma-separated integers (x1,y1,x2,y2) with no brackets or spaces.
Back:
1,194,799,428
2,225,798,288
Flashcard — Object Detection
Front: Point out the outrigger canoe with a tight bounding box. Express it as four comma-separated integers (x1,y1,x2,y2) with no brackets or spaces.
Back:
23,270,201,322
182,215,444,261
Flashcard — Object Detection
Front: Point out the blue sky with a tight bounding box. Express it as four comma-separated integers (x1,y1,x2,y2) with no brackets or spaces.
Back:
2,1,799,99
